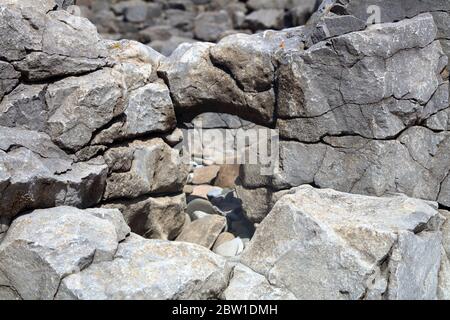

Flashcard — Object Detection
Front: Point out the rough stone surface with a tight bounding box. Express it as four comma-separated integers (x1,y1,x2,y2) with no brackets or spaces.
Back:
1,0,450,301
176,215,227,249
103,194,187,241
103,138,189,201
0,126,107,219
241,186,443,300
223,264,296,300
56,239,230,300
192,165,220,185
0,206,128,300
158,41,276,125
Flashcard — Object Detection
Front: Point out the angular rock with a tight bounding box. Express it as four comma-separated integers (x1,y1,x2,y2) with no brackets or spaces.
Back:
0,61,20,101
56,239,230,300
210,33,277,93
176,215,227,249
103,138,189,201
241,185,443,300
158,42,276,124
214,164,240,188
277,14,447,142
103,194,187,240
0,127,108,219
92,82,176,144
0,206,128,300
192,165,220,185
0,84,47,132
235,185,275,223
223,264,296,300
244,126,450,209
7,8,108,81
45,68,123,151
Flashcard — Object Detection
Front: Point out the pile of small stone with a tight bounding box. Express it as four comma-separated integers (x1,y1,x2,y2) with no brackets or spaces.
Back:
76,0,318,55
175,163,254,258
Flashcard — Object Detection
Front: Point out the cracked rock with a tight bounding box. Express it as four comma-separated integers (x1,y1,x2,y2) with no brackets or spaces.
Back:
240,185,444,300
0,126,108,219
103,138,189,201
158,41,276,125
55,237,230,300
0,206,129,300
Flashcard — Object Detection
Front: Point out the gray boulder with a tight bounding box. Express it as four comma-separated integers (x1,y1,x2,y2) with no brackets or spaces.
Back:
103,194,187,240
55,238,230,300
243,127,450,209
0,84,47,132
0,126,108,219
103,138,189,201
240,185,444,300
1,6,108,81
0,206,129,300
223,264,296,300
278,14,446,141
0,61,20,101
158,41,276,125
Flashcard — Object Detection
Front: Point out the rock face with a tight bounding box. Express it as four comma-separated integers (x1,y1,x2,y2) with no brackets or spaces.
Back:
0,207,230,300
0,126,108,219
240,186,444,300
0,206,130,300
55,237,230,300
238,13,450,221
158,41,276,125
1,0,450,301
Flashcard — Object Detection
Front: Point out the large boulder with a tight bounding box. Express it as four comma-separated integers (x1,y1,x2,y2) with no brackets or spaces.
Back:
241,126,450,219
0,126,108,219
103,138,189,201
0,206,130,300
240,185,444,300
278,14,447,141
158,41,276,125
55,236,231,300
223,264,296,300
0,5,107,81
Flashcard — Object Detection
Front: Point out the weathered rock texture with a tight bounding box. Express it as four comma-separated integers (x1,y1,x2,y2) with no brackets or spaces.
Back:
237,186,445,300
1,0,450,301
